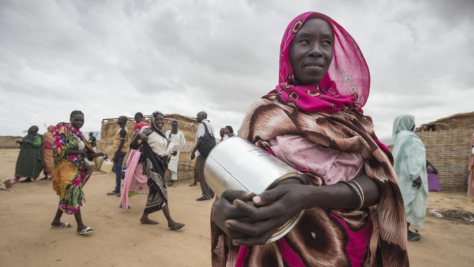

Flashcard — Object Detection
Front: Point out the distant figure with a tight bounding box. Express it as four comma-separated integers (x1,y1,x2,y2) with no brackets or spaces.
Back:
224,126,236,138
11,126,43,183
88,132,97,150
392,114,428,242
40,125,54,180
426,160,441,192
107,116,130,196
50,110,106,235
165,120,186,187
468,132,474,202
191,111,215,201
133,112,150,132
219,128,226,142
129,111,185,230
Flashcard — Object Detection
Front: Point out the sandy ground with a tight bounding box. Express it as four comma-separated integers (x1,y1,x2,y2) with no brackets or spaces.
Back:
1,149,473,267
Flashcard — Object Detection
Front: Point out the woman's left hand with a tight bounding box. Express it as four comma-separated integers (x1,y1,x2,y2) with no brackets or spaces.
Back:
412,177,422,189
171,150,177,156
227,182,310,246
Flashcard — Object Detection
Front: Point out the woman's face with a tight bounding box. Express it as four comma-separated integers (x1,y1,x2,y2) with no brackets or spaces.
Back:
155,114,164,129
289,18,334,87
71,114,85,129
29,126,38,134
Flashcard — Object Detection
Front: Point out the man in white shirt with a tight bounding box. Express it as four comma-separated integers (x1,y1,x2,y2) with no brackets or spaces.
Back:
191,111,215,201
165,120,186,187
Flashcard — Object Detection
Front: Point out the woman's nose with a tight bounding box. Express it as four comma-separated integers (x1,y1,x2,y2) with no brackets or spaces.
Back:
308,44,323,57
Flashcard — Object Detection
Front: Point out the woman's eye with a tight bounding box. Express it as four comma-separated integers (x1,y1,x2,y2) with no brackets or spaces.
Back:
299,39,309,45
323,40,332,46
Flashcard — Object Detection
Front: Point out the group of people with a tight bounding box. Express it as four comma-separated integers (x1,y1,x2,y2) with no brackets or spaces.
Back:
1,125,54,190
97,111,187,230
2,10,471,266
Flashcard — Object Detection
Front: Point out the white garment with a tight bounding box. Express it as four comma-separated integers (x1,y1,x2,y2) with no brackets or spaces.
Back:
165,130,186,174
146,131,169,157
194,120,214,157
170,171,178,181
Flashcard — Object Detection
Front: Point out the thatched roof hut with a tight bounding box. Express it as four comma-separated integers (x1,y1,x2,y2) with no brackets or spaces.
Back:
413,112,474,191
98,114,199,182
415,111,474,132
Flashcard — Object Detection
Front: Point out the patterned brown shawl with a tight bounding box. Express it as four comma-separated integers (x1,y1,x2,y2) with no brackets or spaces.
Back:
211,95,409,267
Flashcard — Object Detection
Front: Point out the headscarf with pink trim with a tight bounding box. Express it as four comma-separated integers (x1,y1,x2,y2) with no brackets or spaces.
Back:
270,12,370,114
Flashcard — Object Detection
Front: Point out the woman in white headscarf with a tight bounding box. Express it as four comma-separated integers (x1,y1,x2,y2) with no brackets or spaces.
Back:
392,114,428,242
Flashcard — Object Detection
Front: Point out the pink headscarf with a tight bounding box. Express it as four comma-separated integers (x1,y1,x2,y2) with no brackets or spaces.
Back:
270,12,370,114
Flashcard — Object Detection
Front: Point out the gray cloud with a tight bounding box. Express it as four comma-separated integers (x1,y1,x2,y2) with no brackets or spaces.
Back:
1,0,473,140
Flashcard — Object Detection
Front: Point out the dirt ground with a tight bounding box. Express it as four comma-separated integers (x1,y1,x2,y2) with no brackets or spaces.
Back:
1,148,473,267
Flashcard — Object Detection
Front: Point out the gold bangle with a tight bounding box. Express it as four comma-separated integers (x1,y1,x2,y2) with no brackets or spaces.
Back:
349,180,364,210
339,181,362,210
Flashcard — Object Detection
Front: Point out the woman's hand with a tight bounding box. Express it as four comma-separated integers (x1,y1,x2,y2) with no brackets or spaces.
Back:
412,177,422,189
228,182,311,246
212,190,256,240
88,152,107,159
137,133,148,143
171,150,178,156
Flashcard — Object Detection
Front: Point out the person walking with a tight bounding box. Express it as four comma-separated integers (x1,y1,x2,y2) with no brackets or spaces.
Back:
50,110,106,235
129,111,185,230
107,116,130,196
191,111,215,201
392,114,428,243
165,120,186,187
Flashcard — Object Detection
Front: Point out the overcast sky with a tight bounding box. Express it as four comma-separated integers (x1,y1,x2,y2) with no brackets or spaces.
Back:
1,0,473,143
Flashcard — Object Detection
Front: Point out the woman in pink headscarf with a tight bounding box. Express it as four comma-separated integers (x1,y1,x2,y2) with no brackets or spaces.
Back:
211,12,409,267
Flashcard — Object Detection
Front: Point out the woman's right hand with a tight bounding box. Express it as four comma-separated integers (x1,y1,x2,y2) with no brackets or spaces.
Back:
212,190,255,239
137,133,148,143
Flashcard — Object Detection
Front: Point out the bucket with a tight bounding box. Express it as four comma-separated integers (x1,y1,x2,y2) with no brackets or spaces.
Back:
100,159,114,173
204,137,308,243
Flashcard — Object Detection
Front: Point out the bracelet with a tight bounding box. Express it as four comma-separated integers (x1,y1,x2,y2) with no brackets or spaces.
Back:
338,181,361,211
348,180,364,210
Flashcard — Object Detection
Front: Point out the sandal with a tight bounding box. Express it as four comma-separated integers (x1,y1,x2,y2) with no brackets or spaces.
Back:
77,226,94,235
408,229,420,237
408,231,422,242
51,222,72,228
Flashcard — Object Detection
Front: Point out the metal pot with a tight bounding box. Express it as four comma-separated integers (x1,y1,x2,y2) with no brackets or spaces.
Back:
204,137,308,243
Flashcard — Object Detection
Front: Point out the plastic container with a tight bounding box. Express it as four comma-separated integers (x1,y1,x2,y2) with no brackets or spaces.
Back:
204,137,308,243
100,159,114,173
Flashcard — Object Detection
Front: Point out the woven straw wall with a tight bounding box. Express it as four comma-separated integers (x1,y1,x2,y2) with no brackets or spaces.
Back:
98,114,198,182
416,129,472,191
